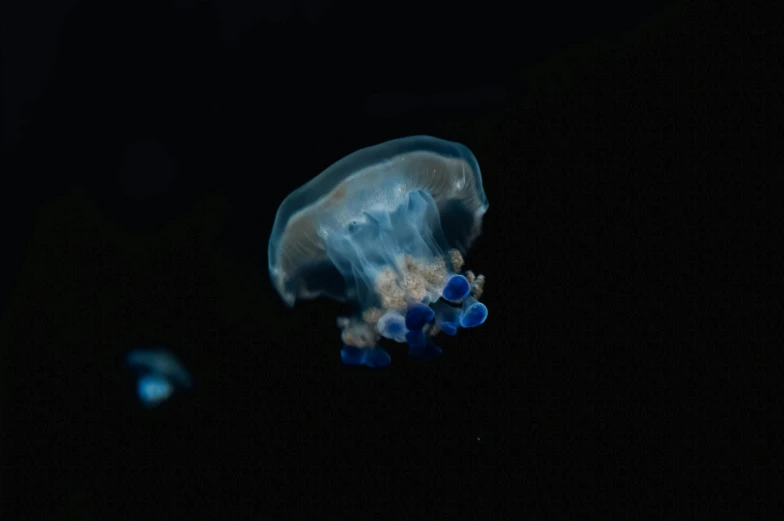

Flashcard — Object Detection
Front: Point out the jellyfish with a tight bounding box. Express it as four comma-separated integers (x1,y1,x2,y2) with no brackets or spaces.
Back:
268,135,489,367
126,348,192,407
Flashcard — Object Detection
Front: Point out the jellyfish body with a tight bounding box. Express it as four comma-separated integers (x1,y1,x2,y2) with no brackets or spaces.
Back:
126,348,192,407
268,136,489,367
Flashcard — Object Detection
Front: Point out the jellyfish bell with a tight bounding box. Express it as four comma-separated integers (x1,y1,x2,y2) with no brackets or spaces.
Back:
268,136,489,367
269,136,488,306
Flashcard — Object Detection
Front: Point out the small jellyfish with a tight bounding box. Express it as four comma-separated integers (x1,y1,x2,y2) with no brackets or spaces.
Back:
268,136,489,367
126,348,192,407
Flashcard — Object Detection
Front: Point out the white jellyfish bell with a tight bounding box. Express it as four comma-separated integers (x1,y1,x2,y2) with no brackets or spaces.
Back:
268,136,489,367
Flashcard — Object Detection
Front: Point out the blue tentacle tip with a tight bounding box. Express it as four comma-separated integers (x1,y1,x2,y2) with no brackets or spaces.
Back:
405,303,435,330
442,274,471,302
460,300,488,328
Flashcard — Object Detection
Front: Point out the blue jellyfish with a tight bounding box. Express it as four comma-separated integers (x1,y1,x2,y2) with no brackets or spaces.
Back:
126,348,192,407
268,136,489,367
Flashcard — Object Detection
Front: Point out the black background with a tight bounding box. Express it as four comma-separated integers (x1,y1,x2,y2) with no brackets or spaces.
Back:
1,0,779,518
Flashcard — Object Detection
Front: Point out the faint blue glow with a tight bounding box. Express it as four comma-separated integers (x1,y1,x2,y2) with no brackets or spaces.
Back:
137,374,173,405
126,348,191,407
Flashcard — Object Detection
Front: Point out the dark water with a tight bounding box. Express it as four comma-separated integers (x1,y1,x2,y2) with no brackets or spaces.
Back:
3,0,775,518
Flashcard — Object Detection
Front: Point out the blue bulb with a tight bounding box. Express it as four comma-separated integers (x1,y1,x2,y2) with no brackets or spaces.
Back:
377,310,407,342
460,300,488,328
442,274,470,302
386,321,404,335
405,303,435,330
